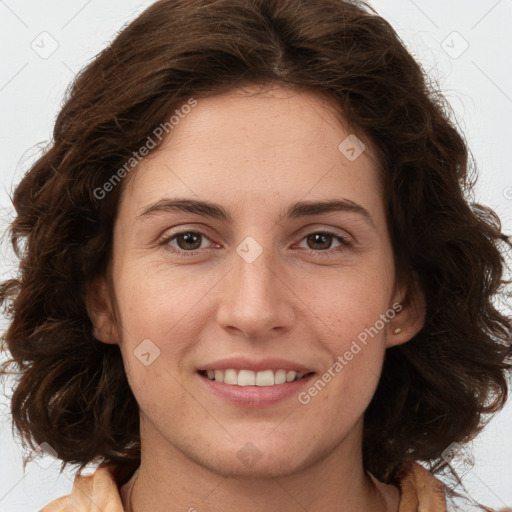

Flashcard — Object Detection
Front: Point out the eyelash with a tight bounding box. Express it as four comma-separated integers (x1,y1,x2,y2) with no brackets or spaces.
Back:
158,229,352,257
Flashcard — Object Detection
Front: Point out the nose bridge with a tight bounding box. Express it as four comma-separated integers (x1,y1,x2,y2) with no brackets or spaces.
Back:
236,242,277,301
217,235,294,336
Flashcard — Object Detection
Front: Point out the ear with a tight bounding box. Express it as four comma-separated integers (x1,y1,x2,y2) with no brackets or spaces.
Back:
386,275,426,349
86,275,120,345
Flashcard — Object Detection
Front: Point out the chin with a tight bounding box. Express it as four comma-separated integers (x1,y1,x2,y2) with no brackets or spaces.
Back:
199,451,314,479
183,434,327,479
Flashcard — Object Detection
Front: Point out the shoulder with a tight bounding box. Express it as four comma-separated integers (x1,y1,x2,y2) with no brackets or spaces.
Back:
38,460,453,512
396,461,447,511
40,463,134,512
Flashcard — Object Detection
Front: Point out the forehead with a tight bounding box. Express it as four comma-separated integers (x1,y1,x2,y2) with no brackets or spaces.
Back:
157,84,371,158
119,85,383,221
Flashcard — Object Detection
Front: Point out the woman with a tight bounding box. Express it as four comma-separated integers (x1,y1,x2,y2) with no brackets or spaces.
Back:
1,0,511,511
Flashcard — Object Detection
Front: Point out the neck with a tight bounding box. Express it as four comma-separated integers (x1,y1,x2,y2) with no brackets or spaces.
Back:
121,418,399,512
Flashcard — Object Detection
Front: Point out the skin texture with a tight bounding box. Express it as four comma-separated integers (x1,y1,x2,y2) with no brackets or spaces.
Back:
88,85,426,512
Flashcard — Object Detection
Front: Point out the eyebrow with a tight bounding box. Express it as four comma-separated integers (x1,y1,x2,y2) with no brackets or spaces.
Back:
138,197,376,229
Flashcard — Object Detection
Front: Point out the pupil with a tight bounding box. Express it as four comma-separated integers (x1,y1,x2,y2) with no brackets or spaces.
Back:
309,233,331,250
180,232,200,250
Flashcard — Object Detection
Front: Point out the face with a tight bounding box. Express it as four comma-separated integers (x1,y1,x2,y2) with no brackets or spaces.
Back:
89,84,425,478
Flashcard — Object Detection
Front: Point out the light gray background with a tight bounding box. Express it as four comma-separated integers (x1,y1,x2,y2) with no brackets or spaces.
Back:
0,1,511,510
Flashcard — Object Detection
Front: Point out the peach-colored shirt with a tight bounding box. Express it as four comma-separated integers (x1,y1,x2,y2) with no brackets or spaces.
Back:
40,461,447,511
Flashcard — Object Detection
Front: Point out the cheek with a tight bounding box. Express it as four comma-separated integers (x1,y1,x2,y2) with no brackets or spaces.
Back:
111,261,220,397
300,262,394,335
297,264,392,399
299,321,386,419
113,258,212,335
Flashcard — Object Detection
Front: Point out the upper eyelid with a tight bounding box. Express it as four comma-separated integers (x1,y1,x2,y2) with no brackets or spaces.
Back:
160,227,352,249
160,224,351,238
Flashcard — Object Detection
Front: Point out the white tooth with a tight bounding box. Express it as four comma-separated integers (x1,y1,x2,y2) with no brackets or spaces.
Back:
224,369,238,385
286,370,297,382
274,369,287,384
238,369,256,386
210,368,305,386
256,370,275,386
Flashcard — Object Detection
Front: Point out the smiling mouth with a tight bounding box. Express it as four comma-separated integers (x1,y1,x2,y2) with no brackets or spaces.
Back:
198,369,315,386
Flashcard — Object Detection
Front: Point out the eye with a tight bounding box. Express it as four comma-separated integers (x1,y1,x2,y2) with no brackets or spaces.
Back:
296,230,352,255
159,229,352,257
160,230,214,255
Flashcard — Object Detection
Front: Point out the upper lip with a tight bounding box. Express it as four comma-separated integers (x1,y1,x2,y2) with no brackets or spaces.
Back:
198,357,314,373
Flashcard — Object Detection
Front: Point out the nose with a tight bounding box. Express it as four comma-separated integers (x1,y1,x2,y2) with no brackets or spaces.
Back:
215,239,296,339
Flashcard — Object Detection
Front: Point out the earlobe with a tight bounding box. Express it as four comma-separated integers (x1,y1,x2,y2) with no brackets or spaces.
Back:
387,278,426,348
86,276,119,345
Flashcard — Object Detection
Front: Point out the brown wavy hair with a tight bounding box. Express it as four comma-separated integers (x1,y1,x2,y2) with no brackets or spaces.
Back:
1,0,511,508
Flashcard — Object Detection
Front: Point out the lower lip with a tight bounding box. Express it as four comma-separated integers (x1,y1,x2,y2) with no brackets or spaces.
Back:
197,372,316,407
